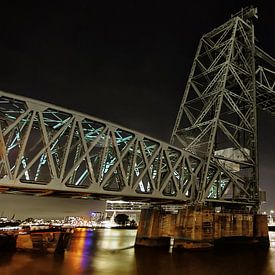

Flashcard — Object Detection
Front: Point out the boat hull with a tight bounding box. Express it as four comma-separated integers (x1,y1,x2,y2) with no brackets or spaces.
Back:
16,230,73,253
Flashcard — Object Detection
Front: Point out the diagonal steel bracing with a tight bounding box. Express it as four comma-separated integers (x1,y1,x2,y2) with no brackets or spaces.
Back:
0,90,205,202
171,7,260,206
0,6,274,208
171,7,275,208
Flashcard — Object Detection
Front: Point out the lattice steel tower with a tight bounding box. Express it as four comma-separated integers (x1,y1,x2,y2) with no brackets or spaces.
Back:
171,7,260,207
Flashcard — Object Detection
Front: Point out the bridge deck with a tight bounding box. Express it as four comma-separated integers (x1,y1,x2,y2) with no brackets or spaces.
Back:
0,91,255,204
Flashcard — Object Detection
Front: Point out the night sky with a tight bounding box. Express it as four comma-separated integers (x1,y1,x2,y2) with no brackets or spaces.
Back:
0,0,274,218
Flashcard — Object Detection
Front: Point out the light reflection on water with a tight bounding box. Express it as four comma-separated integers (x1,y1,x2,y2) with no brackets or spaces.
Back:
268,231,275,273
1,229,275,274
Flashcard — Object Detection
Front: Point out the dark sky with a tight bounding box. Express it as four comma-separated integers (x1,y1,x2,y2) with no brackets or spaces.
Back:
0,0,274,217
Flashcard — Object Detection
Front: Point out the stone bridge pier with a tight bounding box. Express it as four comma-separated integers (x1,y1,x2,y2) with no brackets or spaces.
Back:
135,206,269,250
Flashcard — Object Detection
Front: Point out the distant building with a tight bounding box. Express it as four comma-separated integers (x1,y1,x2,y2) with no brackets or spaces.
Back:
105,200,148,222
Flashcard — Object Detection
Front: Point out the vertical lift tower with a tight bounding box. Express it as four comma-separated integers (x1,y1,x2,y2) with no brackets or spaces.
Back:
136,7,273,249
171,7,259,208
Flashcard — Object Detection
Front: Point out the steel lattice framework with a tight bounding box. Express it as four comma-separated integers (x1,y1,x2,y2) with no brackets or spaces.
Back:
255,46,275,114
0,91,206,202
0,7,275,207
171,7,275,208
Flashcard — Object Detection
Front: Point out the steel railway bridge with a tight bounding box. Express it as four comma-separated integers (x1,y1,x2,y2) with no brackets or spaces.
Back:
0,7,274,211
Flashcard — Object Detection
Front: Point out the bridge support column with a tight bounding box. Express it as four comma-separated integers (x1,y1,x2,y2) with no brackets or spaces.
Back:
134,208,171,247
253,214,270,247
135,207,269,250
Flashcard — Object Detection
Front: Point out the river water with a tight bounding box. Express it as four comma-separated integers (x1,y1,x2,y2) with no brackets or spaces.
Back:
1,229,275,274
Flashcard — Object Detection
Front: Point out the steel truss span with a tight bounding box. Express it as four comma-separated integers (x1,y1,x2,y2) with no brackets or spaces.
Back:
0,90,258,204
0,6,273,206
0,91,207,202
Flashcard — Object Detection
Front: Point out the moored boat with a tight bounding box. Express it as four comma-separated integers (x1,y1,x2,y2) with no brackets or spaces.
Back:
0,224,74,253
16,225,74,253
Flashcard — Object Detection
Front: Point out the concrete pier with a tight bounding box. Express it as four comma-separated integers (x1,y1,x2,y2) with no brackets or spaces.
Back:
135,207,269,250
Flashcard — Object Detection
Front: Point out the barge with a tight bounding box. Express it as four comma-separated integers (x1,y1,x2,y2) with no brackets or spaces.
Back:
0,225,73,253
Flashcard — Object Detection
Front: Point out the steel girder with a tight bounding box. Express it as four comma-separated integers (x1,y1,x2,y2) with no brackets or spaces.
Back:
0,90,207,202
171,7,259,206
255,47,275,114
0,7,271,207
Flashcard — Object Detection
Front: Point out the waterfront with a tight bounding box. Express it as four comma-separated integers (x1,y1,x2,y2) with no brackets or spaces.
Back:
1,229,275,274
